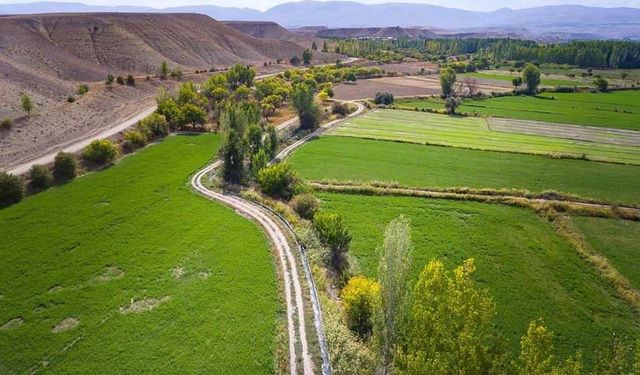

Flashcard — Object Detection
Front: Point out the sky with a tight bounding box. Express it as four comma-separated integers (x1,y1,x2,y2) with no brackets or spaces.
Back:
0,0,639,11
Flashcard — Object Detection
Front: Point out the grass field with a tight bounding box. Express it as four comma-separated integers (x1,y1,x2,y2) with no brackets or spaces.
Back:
289,137,640,206
396,90,640,131
329,110,640,165
0,135,278,374
318,193,639,360
461,71,593,87
571,217,640,290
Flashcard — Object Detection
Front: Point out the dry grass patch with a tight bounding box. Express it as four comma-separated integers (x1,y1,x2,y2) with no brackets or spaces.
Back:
119,296,171,315
1,317,24,331
96,266,124,282
52,317,78,333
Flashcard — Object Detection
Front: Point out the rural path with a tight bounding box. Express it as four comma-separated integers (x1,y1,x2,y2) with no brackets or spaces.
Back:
191,101,365,375
4,58,360,176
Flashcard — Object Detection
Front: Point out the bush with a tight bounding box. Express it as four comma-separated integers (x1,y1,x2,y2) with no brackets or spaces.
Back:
116,76,125,85
126,74,135,86
341,276,380,339
29,164,53,189
594,77,609,92
0,172,24,207
123,129,147,150
257,162,298,200
77,84,89,95
373,91,394,105
1,118,11,131
138,113,169,138
331,102,350,117
67,96,76,103
83,139,119,165
290,193,319,220
53,152,77,180
314,212,351,274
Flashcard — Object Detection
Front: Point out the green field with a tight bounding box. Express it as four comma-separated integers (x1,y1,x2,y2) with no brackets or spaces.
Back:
397,90,640,131
329,110,640,164
0,135,278,374
461,71,593,87
318,192,639,360
572,217,640,290
290,137,640,206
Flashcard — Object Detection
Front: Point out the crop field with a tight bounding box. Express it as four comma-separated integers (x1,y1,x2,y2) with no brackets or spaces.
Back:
460,71,594,87
396,90,640,130
317,192,639,359
290,137,640,205
0,135,278,374
571,217,640,290
328,110,640,164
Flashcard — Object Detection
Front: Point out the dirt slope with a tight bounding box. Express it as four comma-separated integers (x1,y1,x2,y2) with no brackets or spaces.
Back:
223,21,292,39
315,26,437,39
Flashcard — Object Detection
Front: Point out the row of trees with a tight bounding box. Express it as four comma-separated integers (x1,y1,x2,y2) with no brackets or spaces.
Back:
329,216,640,375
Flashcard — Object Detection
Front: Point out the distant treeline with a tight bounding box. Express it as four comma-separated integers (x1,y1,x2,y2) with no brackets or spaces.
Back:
335,38,640,68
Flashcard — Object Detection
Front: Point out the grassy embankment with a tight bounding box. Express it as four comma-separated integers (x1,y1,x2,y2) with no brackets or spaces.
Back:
0,134,279,374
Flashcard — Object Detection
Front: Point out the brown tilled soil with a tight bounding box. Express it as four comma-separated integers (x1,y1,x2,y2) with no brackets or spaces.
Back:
333,75,511,100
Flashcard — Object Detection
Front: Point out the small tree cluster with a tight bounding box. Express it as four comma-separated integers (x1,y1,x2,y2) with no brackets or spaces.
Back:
314,212,352,277
373,92,394,105
257,162,298,200
291,84,323,130
82,139,119,165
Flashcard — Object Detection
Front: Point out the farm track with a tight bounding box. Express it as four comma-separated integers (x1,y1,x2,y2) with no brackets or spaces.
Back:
191,101,364,374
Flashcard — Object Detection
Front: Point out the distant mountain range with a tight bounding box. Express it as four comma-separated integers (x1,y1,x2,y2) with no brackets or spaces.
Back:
1,1,639,39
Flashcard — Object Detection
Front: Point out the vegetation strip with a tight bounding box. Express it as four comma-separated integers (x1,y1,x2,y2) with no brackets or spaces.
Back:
309,181,640,221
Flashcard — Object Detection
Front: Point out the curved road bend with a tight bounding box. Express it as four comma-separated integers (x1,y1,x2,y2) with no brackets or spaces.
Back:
191,102,365,375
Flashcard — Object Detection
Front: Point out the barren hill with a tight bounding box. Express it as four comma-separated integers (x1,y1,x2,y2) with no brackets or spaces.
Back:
315,26,436,39
223,21,292,39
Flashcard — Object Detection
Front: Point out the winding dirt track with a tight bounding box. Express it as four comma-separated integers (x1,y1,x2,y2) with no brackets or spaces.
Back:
190,102,364,375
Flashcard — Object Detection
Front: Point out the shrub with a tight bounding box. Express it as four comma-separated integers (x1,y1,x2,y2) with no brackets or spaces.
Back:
105,74,115,85
594,77,609,92
67,96,76,103
290,193,319,220
83,139,119,165
373,91,394,105
0,172,24,207
77,84,89,95
126,74,135,86
138,113,169,138
123,129,147,150
314,212,351,274
331,102,350,117
29,164,53,189
116,76,125,85
1,118,12,131
53,152,77,180
342,276,380,339
257,162,298,200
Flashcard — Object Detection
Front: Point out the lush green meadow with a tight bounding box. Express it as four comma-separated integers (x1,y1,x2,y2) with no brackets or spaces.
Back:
397,90,640,131
289,137,640,205
0,135,278,374
329,110,640,165
318,192,639,359
572,217,640,290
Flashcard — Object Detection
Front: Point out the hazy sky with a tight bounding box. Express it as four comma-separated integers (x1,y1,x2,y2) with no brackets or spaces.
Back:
1,0,639,11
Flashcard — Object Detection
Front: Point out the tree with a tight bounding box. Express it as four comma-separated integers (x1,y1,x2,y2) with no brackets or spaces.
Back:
222,128,244,183
345,72,357,82
0,172,23,207
181,103,207,129
303,49,313,66
401,259,505,375
257,162,298,200
444,96,461,114
376,215,412,375
314,212,351,274
265,125,278,158
227,64,256,89
518,319,554,375
105,74,115,85
322,41,328,52
621,72,629,87
126,74,135,86
373,92,394,105
245,123,263,155
29,164,53,189
439,67,457,97
156,95,182,130
522,64,541,94
311,41,318,51
594,77,609,92
250,148,269,178
138,113,169,138
21,94,33,116
291,84,322,130
290,56,301,66
53,152,77,181
83,139,119,165
342,276,380,339
160,61,169,79
512,76,523,89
